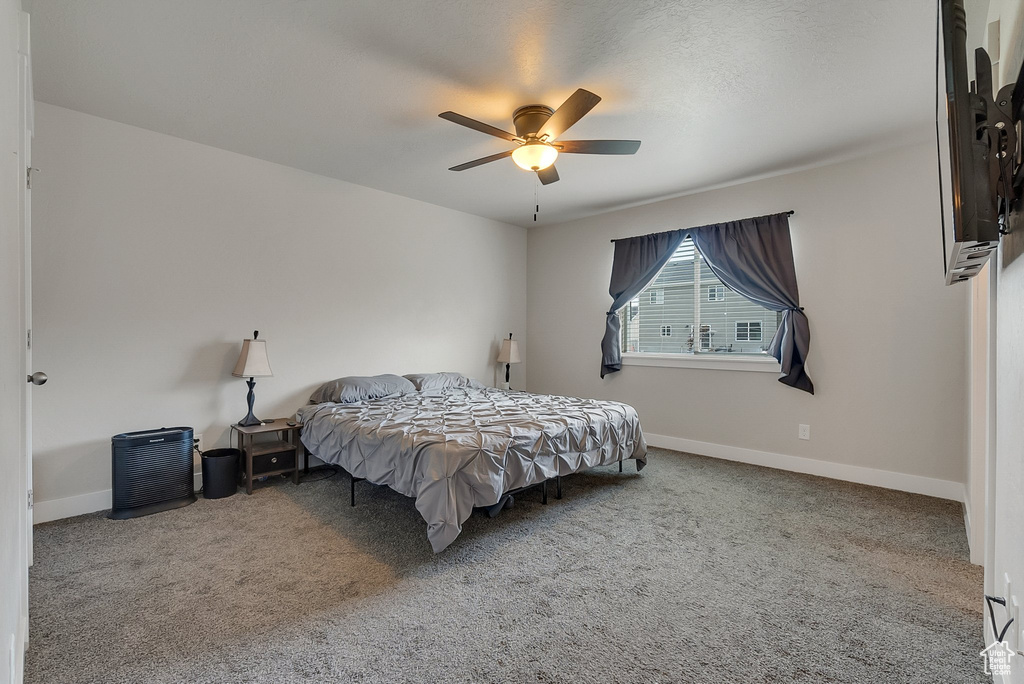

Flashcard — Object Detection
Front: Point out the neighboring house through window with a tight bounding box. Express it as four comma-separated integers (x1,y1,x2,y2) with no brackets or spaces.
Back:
619,237,780,355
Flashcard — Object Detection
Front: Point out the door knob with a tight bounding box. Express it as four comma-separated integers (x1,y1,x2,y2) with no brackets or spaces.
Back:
27,372,47,385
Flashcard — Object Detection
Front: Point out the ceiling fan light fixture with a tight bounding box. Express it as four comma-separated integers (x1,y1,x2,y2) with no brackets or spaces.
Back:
440,89,639,184
511,142,558,171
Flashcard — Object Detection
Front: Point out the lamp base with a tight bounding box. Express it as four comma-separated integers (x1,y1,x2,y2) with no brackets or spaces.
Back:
236,377,273,427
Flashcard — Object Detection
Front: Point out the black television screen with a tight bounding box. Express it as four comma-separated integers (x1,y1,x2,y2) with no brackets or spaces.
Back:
937,0,1000,285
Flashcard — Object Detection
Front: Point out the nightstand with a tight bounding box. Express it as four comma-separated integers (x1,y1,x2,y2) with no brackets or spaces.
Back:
230,419,306,495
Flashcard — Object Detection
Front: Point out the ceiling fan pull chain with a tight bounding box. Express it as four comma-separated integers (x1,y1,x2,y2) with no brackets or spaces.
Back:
534,176,539,222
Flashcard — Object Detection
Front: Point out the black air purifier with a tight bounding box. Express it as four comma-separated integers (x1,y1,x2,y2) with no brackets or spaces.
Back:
109,427,197,519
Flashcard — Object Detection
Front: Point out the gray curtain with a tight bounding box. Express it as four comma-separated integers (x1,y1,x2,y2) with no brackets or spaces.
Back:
601,229,687,377
689,213,813,393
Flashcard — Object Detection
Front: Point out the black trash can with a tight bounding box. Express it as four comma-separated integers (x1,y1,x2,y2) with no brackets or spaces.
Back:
201,448,240,499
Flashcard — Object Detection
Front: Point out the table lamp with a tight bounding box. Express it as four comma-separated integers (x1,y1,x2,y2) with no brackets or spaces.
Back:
496,333,521,390
232,330,273,427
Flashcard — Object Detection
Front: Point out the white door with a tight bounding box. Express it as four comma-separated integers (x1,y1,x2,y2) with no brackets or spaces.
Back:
18,9,34,655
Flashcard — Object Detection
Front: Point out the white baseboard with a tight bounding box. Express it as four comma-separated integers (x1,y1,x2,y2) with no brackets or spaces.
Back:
35,442,963,524
963,498,975,561
963,500,971,540
645,433,965,502
962,489,986,566
33,489,110,524
33,473,204,525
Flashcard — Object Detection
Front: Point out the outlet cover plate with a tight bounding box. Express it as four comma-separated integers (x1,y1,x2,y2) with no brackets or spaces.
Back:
798,424,810,440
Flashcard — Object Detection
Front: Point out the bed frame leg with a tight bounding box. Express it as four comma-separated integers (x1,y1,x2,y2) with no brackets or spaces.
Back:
556,475,562,500
542,479,548,505
619,459,623,473
350,474,366,507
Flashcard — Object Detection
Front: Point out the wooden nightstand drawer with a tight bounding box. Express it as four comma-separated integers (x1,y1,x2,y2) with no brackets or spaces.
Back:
251,444,296,476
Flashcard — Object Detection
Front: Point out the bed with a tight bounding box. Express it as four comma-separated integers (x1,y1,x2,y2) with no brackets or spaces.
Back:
296,373,647,552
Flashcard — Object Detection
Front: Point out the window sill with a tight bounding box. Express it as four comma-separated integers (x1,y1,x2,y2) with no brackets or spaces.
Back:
620,352,781,373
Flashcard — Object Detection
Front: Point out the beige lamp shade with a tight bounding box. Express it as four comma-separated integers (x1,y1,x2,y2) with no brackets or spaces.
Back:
232,338,273,378
496,339,521,364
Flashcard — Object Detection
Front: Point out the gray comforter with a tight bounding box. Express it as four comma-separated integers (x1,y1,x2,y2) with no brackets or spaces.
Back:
296,387,647,552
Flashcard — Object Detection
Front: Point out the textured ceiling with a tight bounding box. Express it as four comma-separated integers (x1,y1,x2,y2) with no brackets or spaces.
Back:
24,0,936,227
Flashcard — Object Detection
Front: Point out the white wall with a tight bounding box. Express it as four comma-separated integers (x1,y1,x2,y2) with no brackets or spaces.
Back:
527,143,968,494
966,262,990,565
30,103,526,514
1,2,25,682
983,0,1024,677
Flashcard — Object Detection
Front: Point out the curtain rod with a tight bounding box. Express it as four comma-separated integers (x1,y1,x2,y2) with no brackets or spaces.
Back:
609,210,795,243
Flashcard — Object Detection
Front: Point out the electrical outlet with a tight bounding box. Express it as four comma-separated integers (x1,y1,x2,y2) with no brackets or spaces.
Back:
798,424,810,440
193,433,203,461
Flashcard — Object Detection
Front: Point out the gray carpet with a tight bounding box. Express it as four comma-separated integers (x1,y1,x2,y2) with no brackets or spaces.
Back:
26,448,984,683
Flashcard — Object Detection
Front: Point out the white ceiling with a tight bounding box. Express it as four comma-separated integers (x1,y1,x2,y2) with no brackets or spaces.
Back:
24,0,936,227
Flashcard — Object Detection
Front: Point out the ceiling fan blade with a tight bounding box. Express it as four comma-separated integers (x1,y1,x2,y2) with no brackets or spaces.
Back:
558,140,641,155
537,165,559,185
448,149,514,171
439,111,522,143
536,89,602,141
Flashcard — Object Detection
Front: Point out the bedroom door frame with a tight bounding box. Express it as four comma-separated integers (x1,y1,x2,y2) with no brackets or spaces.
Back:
18,8,33,656
983,260,998,595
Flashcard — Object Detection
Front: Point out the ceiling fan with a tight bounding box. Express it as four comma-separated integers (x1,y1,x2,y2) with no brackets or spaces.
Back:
439,88,640,185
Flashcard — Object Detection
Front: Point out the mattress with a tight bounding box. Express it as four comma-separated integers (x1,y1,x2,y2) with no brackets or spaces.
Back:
296,387,647,552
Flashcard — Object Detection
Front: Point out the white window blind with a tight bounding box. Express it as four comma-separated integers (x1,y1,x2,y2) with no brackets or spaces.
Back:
619,237,780,355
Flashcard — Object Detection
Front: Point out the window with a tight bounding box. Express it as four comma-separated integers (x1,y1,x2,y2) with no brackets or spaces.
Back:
698,324,712,350
618,237,780,356
735,321,762,342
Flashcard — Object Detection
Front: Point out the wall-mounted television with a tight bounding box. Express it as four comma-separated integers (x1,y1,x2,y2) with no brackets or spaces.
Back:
937,0,1002,284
